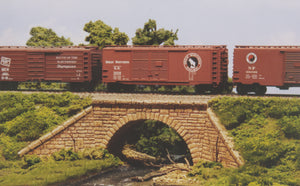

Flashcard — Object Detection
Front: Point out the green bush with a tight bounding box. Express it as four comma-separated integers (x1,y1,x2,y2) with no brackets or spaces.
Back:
205,97,300,186
134,120,188,157
0,134,26,160
51,149,79,161
23,155,41,168
188,160,225,182
277,116,300,139
52,148,79,161
80,147,114,160
0,92,91,161
5,107,63,141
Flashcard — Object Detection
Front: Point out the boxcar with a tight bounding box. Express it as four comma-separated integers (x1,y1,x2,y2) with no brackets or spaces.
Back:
102,45,229,93
0,46,101,90
233,46,300,95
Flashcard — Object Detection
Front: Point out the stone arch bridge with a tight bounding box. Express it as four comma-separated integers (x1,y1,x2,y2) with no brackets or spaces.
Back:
19,94,243,167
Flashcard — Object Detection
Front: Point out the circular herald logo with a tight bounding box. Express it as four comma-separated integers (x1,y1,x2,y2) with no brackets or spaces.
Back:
183,53,202,72
246,52,257,64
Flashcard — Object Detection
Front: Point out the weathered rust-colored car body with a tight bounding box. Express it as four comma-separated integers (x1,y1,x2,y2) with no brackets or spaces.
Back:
102,45,228,92
0,46,101,90
233,46,300,94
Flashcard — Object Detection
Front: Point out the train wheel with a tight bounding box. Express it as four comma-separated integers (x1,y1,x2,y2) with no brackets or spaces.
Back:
236,84,248,95
107,83,120,92
122,84,136,93
255,85,267,95
195,85,211,94
0,82,18,90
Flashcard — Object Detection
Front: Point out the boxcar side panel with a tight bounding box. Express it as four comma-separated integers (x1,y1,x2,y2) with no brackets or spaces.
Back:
168,49,213,84
102,49,131,82
233,48,285,86
44,50,91,82
102,46,226,86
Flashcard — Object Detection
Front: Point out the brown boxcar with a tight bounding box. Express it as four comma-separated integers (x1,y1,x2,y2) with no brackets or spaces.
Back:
233,46,300,95
0,46,101,90
102,45,229,93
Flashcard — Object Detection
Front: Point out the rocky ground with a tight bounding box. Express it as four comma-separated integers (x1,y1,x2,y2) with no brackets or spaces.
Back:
152,164,200,186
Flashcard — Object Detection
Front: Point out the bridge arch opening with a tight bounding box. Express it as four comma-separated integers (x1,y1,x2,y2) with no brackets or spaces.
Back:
106,119,192,165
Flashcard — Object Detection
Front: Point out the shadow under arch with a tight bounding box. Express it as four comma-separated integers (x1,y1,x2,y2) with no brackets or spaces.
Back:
106,119,192,165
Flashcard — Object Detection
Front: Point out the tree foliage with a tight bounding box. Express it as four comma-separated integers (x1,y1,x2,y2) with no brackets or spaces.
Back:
132,19,178,45
26,26,73,47
133,120,188,158
0,92,91,160
83,20,129,48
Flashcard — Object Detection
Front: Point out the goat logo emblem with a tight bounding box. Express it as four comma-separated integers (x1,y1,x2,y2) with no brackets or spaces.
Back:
183,53,202,72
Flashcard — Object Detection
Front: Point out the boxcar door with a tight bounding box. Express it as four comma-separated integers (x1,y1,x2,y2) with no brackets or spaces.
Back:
149,51,168,81
284,52,300,83
27,52,45,81
132,51,150,81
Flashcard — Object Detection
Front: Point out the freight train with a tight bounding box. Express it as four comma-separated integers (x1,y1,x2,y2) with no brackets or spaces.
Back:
0,45,299,95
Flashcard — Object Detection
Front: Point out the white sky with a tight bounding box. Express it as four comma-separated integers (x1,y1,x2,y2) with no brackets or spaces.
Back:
1,0,300,94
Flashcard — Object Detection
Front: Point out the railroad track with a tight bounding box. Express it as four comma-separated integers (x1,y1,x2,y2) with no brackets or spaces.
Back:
1,91,299,104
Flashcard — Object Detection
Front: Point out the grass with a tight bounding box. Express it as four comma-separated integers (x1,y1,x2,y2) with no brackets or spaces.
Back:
0,158,121,186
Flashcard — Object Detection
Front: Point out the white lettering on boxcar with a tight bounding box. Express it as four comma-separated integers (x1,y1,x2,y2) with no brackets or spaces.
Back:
113,71,122,80
57,60,77,64
1,57,11,67
106,61,114,64
0,57,12,80
115,61,130,64
56,55,78,69
57,65,76,69
56,56,78,60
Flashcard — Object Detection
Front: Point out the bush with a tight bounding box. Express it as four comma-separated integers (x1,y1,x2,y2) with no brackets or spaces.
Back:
52,148,79,161
277,116,300,139
0,134,26,160
188,160,224,181
206,97,300,186
23,155,41,168
80,148,113,160
5,107,63,141
134,120,188,157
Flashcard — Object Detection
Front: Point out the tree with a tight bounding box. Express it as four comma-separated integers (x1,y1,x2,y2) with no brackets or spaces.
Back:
26,27,73,47
132,19,178,46
83,20,129,48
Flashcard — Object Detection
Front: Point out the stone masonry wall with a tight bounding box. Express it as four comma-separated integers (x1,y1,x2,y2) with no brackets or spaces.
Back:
19,100,243,168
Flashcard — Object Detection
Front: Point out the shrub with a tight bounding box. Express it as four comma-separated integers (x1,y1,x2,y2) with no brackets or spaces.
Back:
277,116,300,139
206,97,300,186
23,155,41,168
5,107,63,141
52,149,79,161
81,148,105,160
0,134,26,160
134,120,188,157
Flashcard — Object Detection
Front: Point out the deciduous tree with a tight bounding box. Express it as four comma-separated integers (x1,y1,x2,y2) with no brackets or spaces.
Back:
83,20,129,48
26,27,73,47
132,19,178,45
